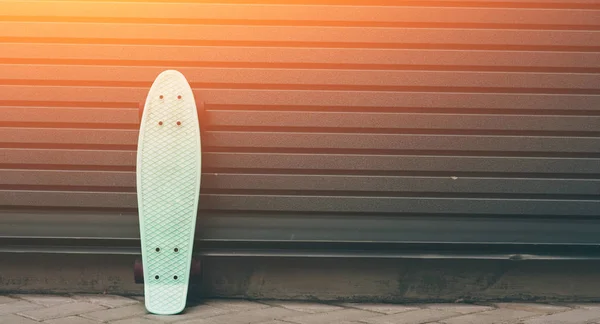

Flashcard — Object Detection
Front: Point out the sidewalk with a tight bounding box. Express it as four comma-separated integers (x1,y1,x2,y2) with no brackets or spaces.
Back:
1,294,600,324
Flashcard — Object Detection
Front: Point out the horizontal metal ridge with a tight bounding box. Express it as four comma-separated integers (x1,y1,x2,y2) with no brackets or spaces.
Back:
3,238,600,260
3,210,600,244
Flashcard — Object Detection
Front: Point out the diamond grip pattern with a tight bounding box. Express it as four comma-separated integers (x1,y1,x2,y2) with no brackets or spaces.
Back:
137,71,200,315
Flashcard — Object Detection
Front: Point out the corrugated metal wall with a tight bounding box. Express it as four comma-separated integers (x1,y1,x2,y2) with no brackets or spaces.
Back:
1,0,599,256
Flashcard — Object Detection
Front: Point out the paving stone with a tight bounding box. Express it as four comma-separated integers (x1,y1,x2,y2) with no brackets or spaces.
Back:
522,308,600,324
440,308,538,324
188,305,303,324
424,304,494,314
568,303,600,309
203,299,270,312
0,296,17,305
318,322,369,324
495,302,571,314
74,294,140,308
44,315,102,324
283,309,380,324
339,303,419,315
111,318,162,324
265,301,343,314
13,294,75,306
176,318,214,324
17,302,105,321
364,309,460,324
0,300,44,316
80,304,146,322
0,314,39,324
145,303,232,322
8,294,600,324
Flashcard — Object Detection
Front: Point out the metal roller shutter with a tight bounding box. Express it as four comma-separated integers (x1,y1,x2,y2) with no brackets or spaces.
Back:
1,0,599,258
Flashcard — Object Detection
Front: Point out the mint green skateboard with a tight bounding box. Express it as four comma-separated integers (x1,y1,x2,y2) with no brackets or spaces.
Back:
136,70,202,315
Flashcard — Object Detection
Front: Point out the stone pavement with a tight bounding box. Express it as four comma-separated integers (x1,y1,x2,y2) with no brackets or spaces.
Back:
2,294,600,324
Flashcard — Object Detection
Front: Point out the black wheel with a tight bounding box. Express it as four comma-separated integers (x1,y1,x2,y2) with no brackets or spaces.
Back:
134,258,144,284
191,257,201,275
190,257,202,284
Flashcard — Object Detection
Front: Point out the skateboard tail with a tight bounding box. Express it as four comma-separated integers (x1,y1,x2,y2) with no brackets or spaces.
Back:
145,285,187,315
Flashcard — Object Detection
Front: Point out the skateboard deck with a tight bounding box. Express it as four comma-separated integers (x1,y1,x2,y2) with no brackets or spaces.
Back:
136,70,201,315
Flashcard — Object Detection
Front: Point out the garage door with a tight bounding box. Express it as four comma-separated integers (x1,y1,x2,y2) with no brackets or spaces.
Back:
1,0,599,257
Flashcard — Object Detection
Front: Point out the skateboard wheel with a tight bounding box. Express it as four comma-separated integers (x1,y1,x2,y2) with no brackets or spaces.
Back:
134,258,144,284
189,257,202,284
191,257,202,276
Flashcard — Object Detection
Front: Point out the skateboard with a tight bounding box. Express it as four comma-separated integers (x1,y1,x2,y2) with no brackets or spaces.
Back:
135,70,202,315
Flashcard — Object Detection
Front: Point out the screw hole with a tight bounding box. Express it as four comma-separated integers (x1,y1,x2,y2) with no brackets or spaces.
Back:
174,276,178,280
176,121,181,126
155,248,160,252
155,275,160,280
174,248,179,252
